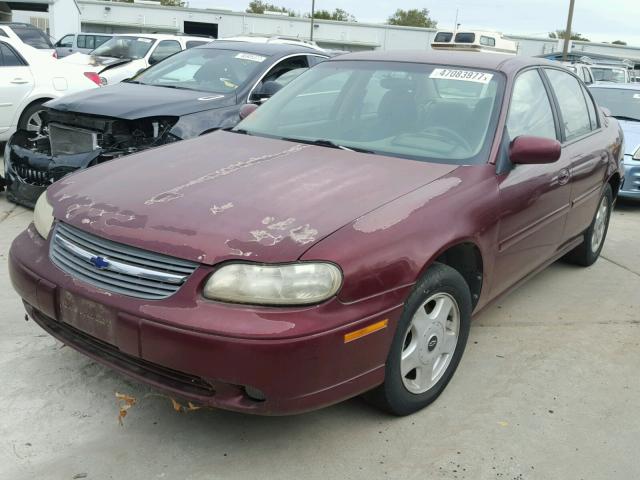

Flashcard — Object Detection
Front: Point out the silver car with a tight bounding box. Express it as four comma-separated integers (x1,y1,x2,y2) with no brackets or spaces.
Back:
590,83,640,200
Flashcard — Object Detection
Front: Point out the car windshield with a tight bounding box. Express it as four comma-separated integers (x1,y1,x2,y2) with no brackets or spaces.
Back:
591,67,627,83
13,26,53,49
236,61,504,164
590,87,640,122
91,36,155,59
134,47,269,93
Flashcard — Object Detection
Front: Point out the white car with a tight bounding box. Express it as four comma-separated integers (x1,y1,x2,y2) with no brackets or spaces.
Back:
0,22,57,59
0,36,99,142
60,33,213,85
223,35,326,52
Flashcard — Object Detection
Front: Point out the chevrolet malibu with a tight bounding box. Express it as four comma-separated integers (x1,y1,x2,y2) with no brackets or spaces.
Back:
9,51,623,416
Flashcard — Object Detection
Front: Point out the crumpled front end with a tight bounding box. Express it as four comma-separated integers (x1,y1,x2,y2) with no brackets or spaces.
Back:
4,109,179,208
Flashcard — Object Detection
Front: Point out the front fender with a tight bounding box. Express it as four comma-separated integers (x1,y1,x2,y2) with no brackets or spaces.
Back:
169,105,242,139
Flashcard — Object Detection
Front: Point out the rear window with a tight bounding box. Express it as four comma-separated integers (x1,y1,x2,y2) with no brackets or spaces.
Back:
454,33,476,44
434,32,453,43
480,36,495,47
12,26,53,49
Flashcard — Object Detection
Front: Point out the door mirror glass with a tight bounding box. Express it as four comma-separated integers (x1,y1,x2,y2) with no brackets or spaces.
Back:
239,103,259,120
251,80,283,103
510,135,561,165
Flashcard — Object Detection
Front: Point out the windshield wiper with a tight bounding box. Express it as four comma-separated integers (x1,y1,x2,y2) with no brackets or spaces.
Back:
228,128,251,135
611,115,640,122
280,137,374,153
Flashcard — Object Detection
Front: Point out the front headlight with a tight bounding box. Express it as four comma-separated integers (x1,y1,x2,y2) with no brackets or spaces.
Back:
33,192,54,238
203,262,342,306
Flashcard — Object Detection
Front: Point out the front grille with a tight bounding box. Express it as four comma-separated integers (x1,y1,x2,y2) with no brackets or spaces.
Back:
49,123,100,156
29,306,216,397
50,223,198,300
13,164,51,186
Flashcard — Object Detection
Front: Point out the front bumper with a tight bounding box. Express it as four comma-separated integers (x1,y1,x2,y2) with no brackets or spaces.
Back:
620,156,640,199
9,226,407,415
4,131,102,209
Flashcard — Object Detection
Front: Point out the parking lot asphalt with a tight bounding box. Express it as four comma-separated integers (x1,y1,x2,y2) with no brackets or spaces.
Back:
1,151,639,480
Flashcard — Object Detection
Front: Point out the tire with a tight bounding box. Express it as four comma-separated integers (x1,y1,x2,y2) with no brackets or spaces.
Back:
564,183,613,267
18,100,48,133
365,262,472,416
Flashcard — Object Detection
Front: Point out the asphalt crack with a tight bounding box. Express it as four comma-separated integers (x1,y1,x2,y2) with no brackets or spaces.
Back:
601,255,640,278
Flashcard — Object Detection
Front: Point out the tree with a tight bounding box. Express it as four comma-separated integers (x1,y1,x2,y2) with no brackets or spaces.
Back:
387,8,437,28
549,30,590,42
311,8,355,22
612,40,627,45
246,1,294,16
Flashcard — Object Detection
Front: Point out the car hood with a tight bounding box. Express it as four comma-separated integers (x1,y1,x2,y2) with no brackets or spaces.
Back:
47,131,459,265
45,82,235,119
61,53,132,69
618,119,640,156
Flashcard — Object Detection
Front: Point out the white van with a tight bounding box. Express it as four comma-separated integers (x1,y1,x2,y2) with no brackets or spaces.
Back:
431,30,518,55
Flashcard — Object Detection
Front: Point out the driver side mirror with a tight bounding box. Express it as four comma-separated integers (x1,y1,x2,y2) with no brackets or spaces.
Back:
509,135,561,165
239,103,259,120
251,80,283,104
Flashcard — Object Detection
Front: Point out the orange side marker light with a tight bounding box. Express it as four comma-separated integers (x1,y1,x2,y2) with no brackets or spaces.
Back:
344,319,389,343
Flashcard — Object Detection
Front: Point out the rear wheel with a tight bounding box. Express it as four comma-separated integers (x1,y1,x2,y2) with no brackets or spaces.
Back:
365,263,471,416
18,100,48,133
565,184,612,267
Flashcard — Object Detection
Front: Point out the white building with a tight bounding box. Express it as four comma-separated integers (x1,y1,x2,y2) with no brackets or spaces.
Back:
6,0,640,63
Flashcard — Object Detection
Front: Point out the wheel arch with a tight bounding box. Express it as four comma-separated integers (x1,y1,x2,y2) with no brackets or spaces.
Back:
16,96,54,127
419,240,485,310
608,172,621,201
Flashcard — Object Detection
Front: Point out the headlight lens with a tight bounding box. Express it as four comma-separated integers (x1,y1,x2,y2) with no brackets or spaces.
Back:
33,192,54,238
203,262,342,305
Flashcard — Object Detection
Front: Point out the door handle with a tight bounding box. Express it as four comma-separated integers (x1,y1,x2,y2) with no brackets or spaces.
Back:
558,168,571,186
10,78,29,84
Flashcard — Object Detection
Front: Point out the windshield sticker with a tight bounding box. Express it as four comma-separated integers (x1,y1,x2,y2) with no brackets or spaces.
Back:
137,38,153,43
430,68,494,84
235,53,267,63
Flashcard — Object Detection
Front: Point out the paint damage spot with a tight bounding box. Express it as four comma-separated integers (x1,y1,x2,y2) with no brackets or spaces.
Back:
210,202,234,215
145,145,308,206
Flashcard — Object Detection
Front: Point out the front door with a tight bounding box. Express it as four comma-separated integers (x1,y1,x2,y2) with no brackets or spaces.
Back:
0,41,34,133
492,68,572,297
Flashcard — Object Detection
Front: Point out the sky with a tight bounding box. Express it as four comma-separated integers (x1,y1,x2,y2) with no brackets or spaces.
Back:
187,0,640,46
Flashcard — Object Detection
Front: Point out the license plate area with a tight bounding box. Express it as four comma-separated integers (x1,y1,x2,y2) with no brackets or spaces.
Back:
59,290,117,344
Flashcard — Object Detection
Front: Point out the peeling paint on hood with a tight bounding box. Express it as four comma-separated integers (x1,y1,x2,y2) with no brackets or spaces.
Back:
48,131,459,265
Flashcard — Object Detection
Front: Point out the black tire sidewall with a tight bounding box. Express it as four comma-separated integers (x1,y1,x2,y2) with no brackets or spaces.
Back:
382,263,472,415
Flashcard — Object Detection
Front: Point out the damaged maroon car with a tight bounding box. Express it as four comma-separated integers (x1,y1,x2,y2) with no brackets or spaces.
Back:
10,51,623,415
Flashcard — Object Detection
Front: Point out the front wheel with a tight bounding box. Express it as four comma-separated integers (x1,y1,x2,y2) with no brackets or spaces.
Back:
365,263,471,416
565,183,613,267
18,100,48,133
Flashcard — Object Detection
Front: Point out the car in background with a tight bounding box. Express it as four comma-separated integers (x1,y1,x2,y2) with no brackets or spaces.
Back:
4,41,328,207
224,34,326,52
562,62,594,85
0,35,98,142
590,83,640,200
431,29,518,55
9,51,622,416
54,32,113,58
61,33,213,85
591,65,631,83
0,22,56,58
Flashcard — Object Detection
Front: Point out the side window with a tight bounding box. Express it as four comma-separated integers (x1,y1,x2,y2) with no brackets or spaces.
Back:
77,35,86,48
480,36,496,47
0,29,8,38
507,69,557,140
0,42,26,67
307,55,327,67
262,55,309,84
56,34,74,48
545,68,592,141
581,85,599,130
584,69,594,85
95,36,111,48
149,40,181,64
85,35,95,50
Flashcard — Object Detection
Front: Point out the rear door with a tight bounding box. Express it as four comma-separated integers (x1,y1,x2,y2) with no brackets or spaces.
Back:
543,68,609,240
492,68,572,297
0,41,34,133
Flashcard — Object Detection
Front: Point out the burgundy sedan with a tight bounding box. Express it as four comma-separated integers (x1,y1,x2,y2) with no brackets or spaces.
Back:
9,51,623,416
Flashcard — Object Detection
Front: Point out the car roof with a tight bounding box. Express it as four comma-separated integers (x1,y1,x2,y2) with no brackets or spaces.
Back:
329,50,556,73
589,83,640,90
0,22,40,28
199,40,326,56
107,33,207,41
